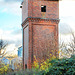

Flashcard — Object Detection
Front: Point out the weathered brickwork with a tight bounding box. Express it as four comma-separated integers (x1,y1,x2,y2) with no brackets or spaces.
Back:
22,0,59,69
22,0,59,22
29,0,59,18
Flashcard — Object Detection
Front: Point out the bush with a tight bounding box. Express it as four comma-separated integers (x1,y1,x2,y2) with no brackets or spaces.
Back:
0,63,9,75
2,55,75,75
33,55,57,72
41,55,75,75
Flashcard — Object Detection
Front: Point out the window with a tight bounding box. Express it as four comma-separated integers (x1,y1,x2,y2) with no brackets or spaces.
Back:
25,64,27,69
41,5,46,12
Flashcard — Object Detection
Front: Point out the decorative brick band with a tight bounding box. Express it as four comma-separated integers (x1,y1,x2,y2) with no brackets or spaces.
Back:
21,17,60,27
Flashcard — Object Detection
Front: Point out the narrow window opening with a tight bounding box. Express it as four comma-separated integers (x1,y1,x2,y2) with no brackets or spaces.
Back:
25,64,27,69
41,5,46,12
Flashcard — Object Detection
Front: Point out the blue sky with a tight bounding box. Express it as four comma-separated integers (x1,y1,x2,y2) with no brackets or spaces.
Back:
0,0,22,49
0,0,75,53
0,0,22,31
0,12,21,30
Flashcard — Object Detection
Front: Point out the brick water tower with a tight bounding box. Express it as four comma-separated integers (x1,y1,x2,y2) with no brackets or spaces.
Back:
21,0,59,69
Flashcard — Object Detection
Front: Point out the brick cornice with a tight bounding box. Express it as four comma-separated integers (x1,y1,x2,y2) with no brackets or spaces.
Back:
21,17,60,27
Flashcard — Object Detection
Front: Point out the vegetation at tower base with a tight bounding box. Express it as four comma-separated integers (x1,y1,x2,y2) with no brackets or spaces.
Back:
0,63,9,75
32,55,75,75
1,55,75,75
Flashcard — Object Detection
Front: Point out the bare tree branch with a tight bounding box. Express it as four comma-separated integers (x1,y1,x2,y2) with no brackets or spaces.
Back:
0,39,8,60
59,32,75,58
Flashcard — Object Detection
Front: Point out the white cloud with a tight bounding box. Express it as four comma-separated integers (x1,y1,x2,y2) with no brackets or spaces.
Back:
59,1,75,43
1,8,8,12
59,23,71,34
5,44,18,56
0,29,3,35
59,16,75,33
59,1,75,34
59,1,75,17
0,0,22,16
0,29,22,47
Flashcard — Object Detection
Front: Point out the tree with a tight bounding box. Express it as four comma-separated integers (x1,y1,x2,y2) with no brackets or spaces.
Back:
0,39,8,60
59,32,75,58
68,32,75,55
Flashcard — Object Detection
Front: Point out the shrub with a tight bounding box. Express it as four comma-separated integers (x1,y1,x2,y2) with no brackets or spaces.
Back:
33,55,57,74
32,56,40,72
0,64,9,75
2,55,75,75
41,55,75,75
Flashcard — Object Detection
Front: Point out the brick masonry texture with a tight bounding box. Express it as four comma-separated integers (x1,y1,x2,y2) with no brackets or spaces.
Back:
22,0,59,69
22,0,59,22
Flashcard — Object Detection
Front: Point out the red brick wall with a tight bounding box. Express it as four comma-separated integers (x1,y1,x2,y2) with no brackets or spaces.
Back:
22,18,59,69
33,25,55,61
22,0,59,69
22,0,28,22
28,0,59,19
23,26,29,68
22,0,59,22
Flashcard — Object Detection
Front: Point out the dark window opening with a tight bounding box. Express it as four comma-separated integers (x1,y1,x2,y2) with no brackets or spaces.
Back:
25,64,27,69
41,5,46,12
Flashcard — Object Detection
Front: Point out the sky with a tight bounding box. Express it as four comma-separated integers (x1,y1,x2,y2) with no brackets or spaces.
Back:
0,0,75,55
0,0,22,55
59,0,75,42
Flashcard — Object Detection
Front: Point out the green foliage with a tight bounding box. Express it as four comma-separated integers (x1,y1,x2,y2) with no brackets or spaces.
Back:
2,55,75,75
0,63,9,75
41,55,75,75
33,55,57,73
